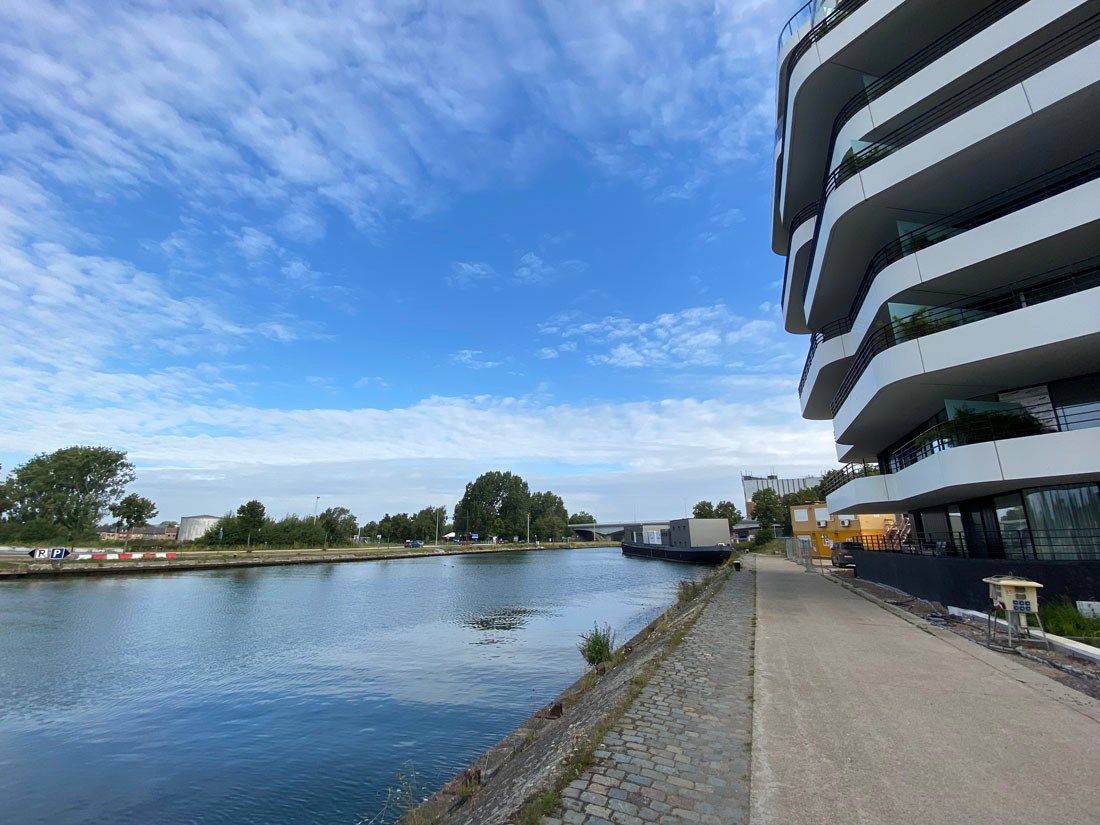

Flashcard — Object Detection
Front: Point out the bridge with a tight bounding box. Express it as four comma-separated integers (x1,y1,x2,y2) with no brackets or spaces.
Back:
569,521,670,542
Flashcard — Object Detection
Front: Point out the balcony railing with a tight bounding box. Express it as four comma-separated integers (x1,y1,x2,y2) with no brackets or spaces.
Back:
824,0,1029,185
780,200,820,309
776,0,869,139
798,149,1100,396
886,400,1100,475
823,12,1100,201
830,257,1100,416
820,462,879,497
856,529,1100,562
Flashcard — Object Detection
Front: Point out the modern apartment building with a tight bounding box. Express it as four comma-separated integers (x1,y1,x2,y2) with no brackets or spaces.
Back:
774,0,1100,600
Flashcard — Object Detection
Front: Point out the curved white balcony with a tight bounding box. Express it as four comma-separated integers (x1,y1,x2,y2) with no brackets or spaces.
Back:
827,0,1092,174
833,286,1100,450
803,37,1100,326
781,210,817,333
774,0,991,252
799,176,1100,414
827,427,1100,513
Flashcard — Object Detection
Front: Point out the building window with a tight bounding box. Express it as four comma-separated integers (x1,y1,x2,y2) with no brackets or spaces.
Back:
1022,483,1100,560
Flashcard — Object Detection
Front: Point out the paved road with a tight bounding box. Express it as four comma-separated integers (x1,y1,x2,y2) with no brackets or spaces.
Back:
750,555,1100,825
545,563,755,825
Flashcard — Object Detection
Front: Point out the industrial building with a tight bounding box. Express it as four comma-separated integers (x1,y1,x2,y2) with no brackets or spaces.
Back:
741,473,822,507
177,515,221,543
774,0,1100,606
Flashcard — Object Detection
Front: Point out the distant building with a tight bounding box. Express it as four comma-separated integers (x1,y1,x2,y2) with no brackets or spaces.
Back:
789,503,892,560
667,518,730,549
730,519,761,542
742,473,822,516
178,515,221,543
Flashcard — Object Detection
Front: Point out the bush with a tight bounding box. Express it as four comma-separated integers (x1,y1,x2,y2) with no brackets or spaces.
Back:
752,527,775,548
1040,600,1100,639
578,623,616,666
677,579,704,604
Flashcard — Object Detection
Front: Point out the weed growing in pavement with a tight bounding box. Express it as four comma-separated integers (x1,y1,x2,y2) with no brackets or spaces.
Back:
578,623,616,666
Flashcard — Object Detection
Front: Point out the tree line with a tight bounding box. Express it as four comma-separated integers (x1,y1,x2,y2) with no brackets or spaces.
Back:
0,446,160,543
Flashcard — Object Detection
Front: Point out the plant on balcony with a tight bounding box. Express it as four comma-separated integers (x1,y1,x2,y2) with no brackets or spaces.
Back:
893,308,963,343
952,406,1048,444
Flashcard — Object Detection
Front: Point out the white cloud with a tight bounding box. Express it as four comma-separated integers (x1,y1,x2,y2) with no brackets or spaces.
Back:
515,252,552,284
0,390,834,520
540,303,793,370
450,349,504,370
535,347,560,360
0,0,789,239
234,227,277,262
447,261,496,289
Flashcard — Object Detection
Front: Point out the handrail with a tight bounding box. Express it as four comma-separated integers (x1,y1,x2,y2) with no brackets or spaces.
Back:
885,399,1100,475
776,0,869,138
820,463,879,497
824,12,1100,201
788,200,820,236
830,257,1100,415
857,529,1100,561
824,0,1028,176
798,149,1100,396
777,1,814,58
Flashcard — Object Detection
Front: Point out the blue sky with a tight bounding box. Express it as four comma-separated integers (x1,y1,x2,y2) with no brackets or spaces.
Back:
0,0,834,521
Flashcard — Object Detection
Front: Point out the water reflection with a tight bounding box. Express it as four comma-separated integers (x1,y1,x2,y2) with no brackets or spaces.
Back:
462,605,543,632
0,547,704,824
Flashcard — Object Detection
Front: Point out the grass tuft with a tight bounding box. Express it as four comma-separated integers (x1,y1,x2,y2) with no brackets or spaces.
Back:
578,623,616,666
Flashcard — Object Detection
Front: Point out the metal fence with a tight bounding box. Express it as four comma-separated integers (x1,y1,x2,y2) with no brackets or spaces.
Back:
857,529,1100,562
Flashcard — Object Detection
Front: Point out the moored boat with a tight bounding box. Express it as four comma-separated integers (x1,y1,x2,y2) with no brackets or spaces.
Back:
621,541,732,565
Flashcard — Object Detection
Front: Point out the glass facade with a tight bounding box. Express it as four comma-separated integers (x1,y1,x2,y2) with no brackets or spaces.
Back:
1023,483,1100,560
912,482,1100,561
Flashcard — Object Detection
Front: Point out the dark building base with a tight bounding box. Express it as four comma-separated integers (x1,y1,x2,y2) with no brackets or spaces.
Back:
852,549,1100,610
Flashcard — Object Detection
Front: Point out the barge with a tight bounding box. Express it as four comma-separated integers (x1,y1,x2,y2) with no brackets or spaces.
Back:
621,541,732,565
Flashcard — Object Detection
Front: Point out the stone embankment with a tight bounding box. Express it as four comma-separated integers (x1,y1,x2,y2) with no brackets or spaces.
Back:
403,557,753,825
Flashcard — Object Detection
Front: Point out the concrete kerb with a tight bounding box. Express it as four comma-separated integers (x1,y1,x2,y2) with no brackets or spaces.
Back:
402,557,742,824
806,560,1100,724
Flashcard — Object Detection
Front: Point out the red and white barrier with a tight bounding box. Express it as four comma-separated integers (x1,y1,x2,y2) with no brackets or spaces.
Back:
73,551,179,561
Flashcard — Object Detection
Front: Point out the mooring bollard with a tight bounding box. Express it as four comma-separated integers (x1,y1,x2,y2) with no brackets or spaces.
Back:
733,560,742,572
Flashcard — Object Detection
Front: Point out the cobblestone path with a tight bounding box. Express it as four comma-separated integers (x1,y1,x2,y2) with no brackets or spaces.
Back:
545,561,755,825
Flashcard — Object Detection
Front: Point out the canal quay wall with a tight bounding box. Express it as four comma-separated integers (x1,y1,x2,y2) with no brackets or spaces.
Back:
403,557,752,825
0,543,610,579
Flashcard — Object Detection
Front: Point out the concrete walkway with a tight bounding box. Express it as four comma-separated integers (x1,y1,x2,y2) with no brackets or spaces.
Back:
545,564,755,825
750,555,1100,825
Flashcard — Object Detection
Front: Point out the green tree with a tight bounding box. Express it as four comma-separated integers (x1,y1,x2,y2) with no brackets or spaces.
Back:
318,506,358,541
714,500,743,529
378,512,415,542
568,511,596,525
109,493,158,530
5,446,135,533
237,500,267,535
411,506,447,542
750,488,784,530
530,491,568,541
692,500,716,519
453,471,531,537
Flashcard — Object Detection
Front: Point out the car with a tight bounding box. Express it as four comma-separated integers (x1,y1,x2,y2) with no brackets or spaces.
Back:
831,540,860,568
403,539,425,548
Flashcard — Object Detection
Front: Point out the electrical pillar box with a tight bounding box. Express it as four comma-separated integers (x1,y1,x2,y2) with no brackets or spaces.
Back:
983,575,1043,614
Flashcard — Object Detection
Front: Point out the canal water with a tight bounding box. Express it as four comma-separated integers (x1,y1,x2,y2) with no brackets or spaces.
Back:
0,547,705,824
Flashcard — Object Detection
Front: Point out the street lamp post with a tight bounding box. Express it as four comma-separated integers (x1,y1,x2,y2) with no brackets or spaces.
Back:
313,496,320,521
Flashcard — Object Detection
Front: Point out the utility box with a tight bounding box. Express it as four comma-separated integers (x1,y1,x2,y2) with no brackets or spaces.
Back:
984,575,1043,614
